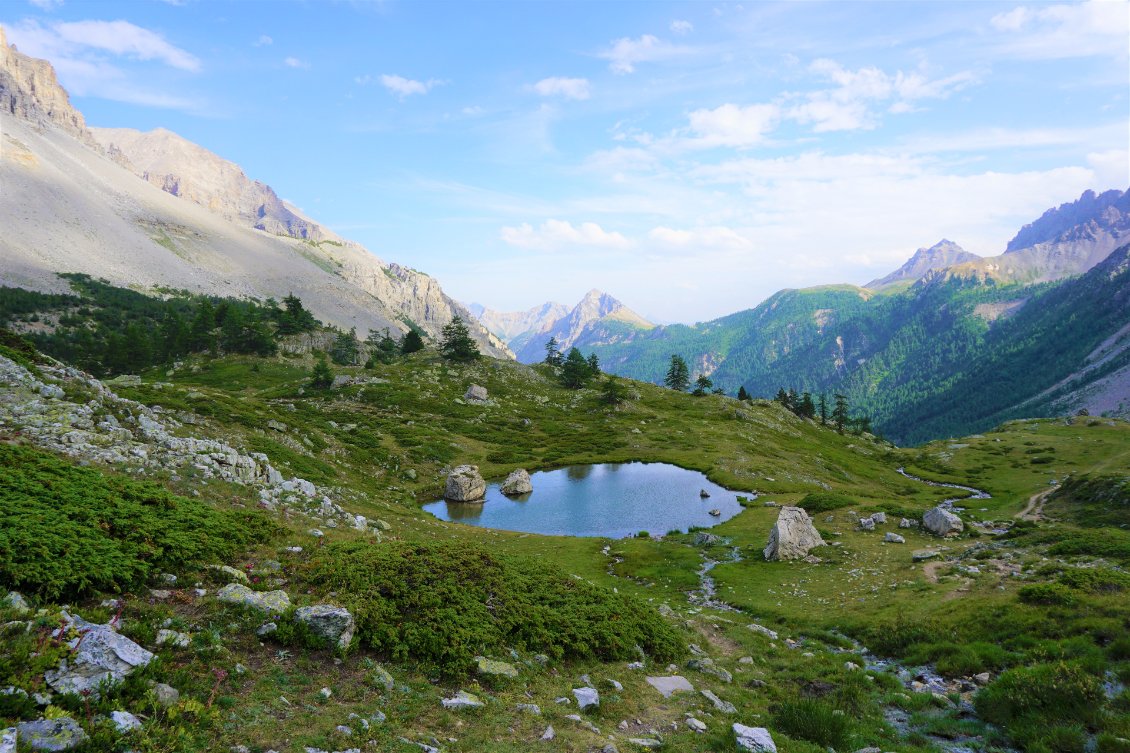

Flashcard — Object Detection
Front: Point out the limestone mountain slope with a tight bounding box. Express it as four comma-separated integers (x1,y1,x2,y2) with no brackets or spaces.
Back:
508,289,654,363
470,300,569,347
866,239,981,288
0,27,507,356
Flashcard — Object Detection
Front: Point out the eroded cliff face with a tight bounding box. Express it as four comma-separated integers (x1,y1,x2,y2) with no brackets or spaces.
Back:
0,25,94,145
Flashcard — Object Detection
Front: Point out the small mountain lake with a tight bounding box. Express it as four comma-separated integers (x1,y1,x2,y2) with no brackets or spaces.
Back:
422,462,749,538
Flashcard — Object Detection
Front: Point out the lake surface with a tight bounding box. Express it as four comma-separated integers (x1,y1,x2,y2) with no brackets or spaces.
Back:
422,462,749,538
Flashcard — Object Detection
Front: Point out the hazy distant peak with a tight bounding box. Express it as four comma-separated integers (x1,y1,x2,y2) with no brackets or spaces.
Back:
866,239,981,288
1006,188,1130,253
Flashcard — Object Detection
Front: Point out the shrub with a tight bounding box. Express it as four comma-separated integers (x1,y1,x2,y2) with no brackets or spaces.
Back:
1011,724,1088,753
772,698,851,749
0,444,280,600
1018,583,1076,606
796,492,854,514
1108,636,1130,661
1058,567,1130,593
975,662,1104,728
1098,733,1130,753
300,540,685,677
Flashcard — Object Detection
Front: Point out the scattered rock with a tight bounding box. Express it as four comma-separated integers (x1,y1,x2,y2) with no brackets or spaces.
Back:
155,629,191,648
872,512,887,524
923,506,963,537
747,623,779,640
110,711,142,733
628,739,663,749
702,689,737,714
4,592,30,615
475,656,519,678
152,683,180,707
912,550,940,562
884,532,906,544
899,518,917,528
573,686,600,710
700,489,711,498
16,718,87,751
294,605,355,650
605,678,623,691
444,465,486,502
464,384,489,403
687,718,707,733
369,665,395,690
500,469,533,496
540,726,555,741
687,658,732,683
1,728,15,753
973,672,991,685
45,613,154,698
217,583,290,613
734,724,776,753
764,507,826,561
256,622,278,637
646,675,694,698
859,517,876,531
318,687,332,700
441,691,484,710
516,703,541,715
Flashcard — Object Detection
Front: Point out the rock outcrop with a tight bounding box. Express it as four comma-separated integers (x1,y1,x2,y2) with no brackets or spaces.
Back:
922,506,963,537
509,289,654,364
0,26,93,145
217,584,290,614
44,613,154,698
763,506,826,561
734,724,776,753
500,469,532,496
14,718,87,752
445,465,486,502
294,605,355,650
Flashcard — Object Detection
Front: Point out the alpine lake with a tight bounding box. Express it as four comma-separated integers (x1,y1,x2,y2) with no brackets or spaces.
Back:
423,462,751,538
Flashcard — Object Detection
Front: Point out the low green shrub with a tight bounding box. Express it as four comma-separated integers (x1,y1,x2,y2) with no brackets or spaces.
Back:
1097,733,1130,753
796,492,855,514
0,444,280,600
1108,636,1130,661
974,662,1104,728
1018,583,1077,606
300,540,685,677
772,698,851,750
1013,724,1088,753
1058,567,1130,593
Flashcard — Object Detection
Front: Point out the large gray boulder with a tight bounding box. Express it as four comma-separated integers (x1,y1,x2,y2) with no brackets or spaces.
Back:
923,506,963,537
294,605,355,650
16,718,88,751
646,675,694,698
444,465,486,502
44,614,154,698
464,384,489,403
573,686,600,710
500,469,532,496
734,724,776,753
217,583,291,613
764,506,826,561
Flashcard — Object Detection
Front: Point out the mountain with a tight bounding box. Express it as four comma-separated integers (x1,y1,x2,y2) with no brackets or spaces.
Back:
505,289,654,363
866,239,981,288
470,300,569,348
0,27,508,357
586,189,1130,442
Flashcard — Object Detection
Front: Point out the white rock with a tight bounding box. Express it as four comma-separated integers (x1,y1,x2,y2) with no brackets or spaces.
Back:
444,465,486,502
45,613,154,698
217,583,290,613
573,686,600,710
645,675,694,698
884,532,906,544
155,629,191,648
923,507,963,536
110,710,142,733
764,507,826,560
441,690,484,710
734,724,776,753
294,605,355,650
1,728,15,753
500,469,533,496
687,718,707,732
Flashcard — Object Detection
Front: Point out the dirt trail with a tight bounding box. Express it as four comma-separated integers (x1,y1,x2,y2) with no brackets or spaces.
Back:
1016,485,1058,522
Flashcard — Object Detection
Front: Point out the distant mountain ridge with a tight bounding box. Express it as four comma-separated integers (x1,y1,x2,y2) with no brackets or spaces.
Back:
0,26,509,357
472,289,653,363
866,239,981,288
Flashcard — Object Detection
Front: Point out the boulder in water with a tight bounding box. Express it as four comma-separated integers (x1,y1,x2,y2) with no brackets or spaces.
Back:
445,465,486,502
500,469,532,496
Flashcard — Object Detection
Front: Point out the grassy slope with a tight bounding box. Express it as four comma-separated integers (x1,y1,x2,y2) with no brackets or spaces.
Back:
3,347,1129,753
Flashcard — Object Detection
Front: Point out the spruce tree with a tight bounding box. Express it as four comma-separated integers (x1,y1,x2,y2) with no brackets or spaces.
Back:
599,375,628,406
664,355,690,391
560,347,592,388
692,374,713,396
587,352,600,374
544,337,563,367
400,329,425,354
832,393,849,433
331,327,360,365
309,356,334,389
818,393,828,425
440,316,479,361
737,385,751,401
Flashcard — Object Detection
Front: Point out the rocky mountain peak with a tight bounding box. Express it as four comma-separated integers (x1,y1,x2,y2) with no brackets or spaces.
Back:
866,239,981,288
1006,188,1130,253
0,24,94,145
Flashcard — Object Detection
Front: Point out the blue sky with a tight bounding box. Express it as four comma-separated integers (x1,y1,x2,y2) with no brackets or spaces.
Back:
4,0,1128,323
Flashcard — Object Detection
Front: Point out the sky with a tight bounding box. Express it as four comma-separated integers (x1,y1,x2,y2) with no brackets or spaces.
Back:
4,0,1128,324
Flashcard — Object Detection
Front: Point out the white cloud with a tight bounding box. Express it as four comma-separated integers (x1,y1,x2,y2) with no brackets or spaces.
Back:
254,34,273,47
500,219,632,251
683,102,781,147
648,226,751,250
598,34,691,75
987,1,1129,59
380,73,442,98
531,76,590,100
28,0,63,11
283,56,308,69
49,19,200,71
462,105,484,116
670,19,693,35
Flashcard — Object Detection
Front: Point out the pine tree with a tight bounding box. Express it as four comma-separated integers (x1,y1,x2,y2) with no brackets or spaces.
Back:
544,337,563,367
799,391,816,419
664,355,690,391
560,347,593,388
599,375,628,406
587,352,600,374
832,393,849,433
775,387,790,408
400,329,425,354
277,293,317,335
692,374,713,396
440,316,479,361
331,327,360,365
818,393,828,425
309,356,334,389
366,328,399,366
737,385,751,401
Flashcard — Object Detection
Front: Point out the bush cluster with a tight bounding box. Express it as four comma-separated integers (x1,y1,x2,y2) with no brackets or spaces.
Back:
772,698,852,749
0,444,279,599
301,540,685,677
975,661,1104,728
796,492,855,514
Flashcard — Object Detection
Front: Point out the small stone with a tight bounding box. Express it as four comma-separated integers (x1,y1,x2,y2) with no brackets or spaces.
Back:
540,726,555,741
256,622,278,637
442,690,484,710
110,711,142,733
153,683,180,707
474,656,519,678
973,672,991,685
149,590,172,600
318,687,333,700
573,686,600,710
859,517,876,531
369,665,395,690
702,689,736,714
734,724,776,753
516,703,541,715
3,592,30,615
156,629,191,648
628,739,662,749
912,550,940,562
884,533,905,544
687,718,707,733
687,658,732,683
335,725,353,736
646,675,694,698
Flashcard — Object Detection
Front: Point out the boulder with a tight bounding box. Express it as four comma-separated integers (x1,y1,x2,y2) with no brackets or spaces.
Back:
500,469,533,496
152,683,180,707
444,465,486,502
899,518,916,528
687,658,732,683
155,629,191,648
217,583,290,614
15,718,87,751
208,564,252,583
872,512,887,524
110,711,142,733
884,532,906,544
294,605,355,650
441,690,484,710
912,549,940,562
475,656,519,678
464,384,489,403
923,507,963,537
645,675,695,698
44,614,154,698
734,724,776,753
763,507,826,561
3,592,30,615
1,728,14,753
702,689,737,714
859,517,876,531
573,687,600,710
